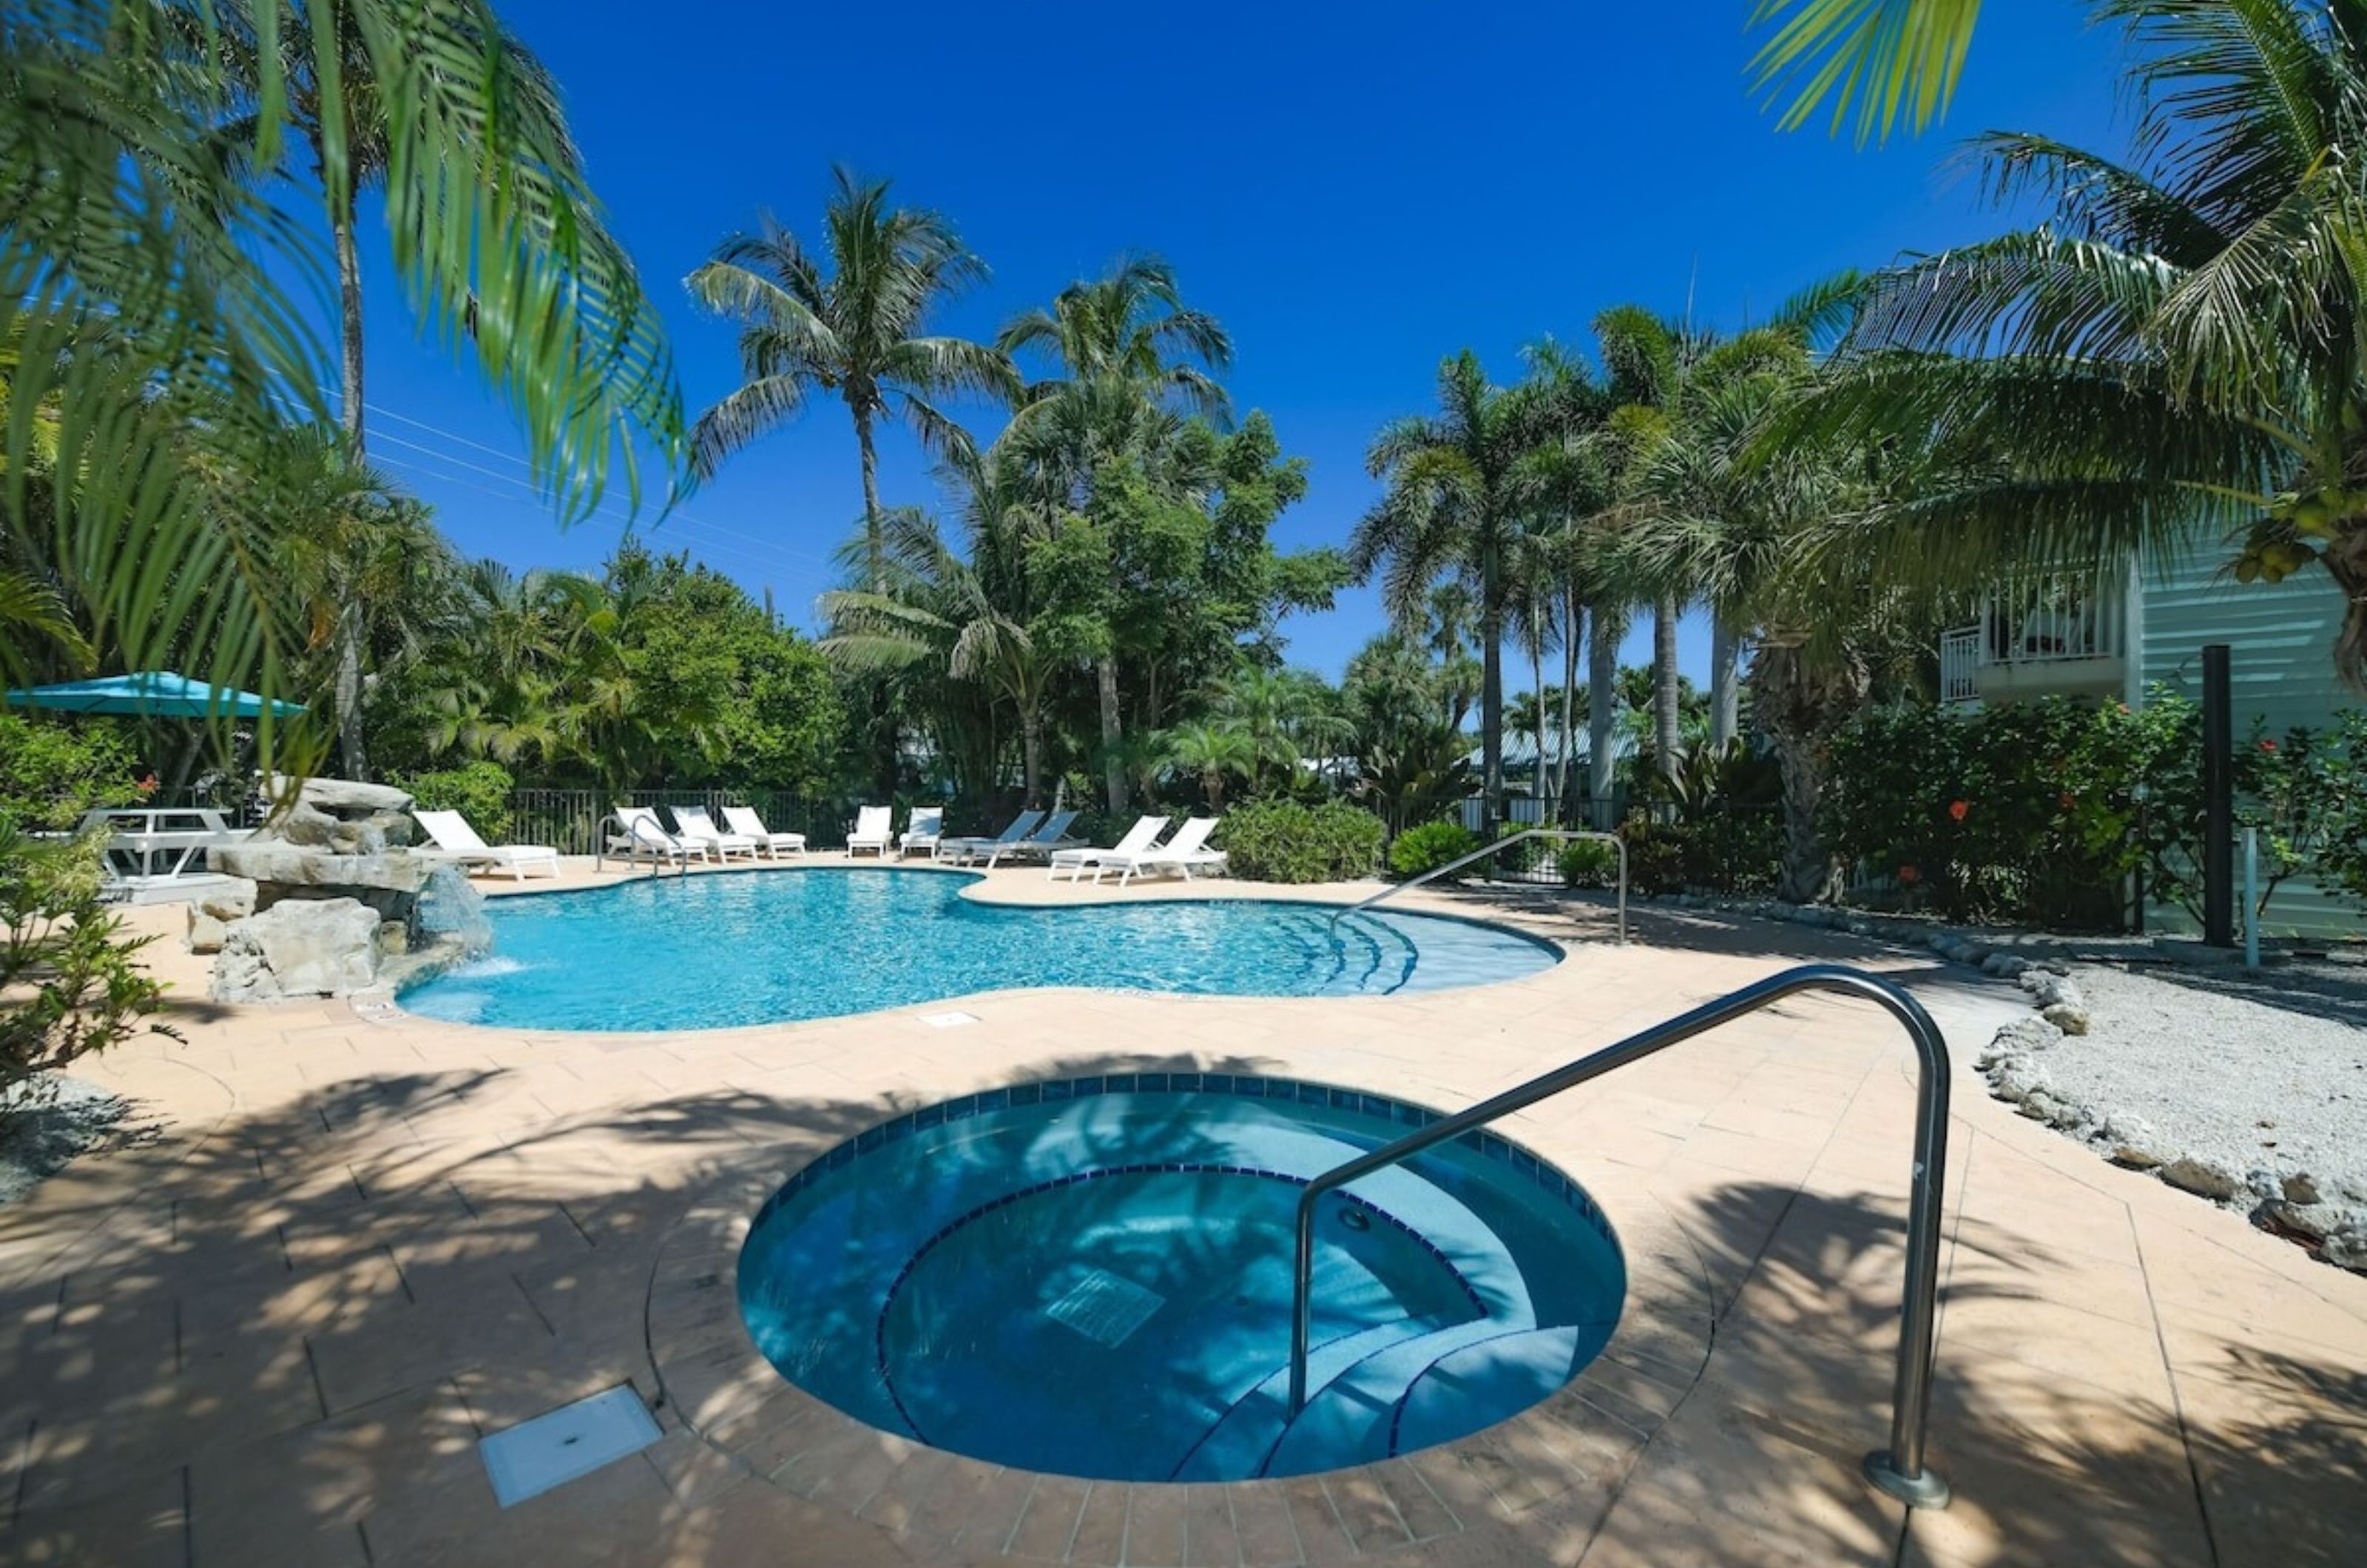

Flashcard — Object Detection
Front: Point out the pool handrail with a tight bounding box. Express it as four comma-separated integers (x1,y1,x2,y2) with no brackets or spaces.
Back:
1335,827,1627,944
1283,962,1954,1510
596,808,692,876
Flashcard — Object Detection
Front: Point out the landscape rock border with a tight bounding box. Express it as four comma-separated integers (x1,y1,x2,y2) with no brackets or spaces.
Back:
1654,890,2367,1276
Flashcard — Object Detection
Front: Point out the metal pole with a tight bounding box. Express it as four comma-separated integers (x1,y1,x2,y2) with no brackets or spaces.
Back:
2201,643,2235,947
2243,826,2260,970
1283,962,1951,1508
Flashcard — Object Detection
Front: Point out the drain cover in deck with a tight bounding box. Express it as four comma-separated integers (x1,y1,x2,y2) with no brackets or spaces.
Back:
479,1385,663,1506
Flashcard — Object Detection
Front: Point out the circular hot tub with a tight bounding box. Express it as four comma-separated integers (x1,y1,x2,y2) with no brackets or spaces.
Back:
735,1072,1625,1481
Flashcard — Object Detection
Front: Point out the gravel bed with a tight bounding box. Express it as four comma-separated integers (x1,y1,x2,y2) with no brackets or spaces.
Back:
0,1075,137,1207
2047,962,2367,1205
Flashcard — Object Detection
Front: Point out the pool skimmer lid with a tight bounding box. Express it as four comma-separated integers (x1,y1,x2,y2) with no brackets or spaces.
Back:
478,1385,662,1507
1044,1270,1164,1348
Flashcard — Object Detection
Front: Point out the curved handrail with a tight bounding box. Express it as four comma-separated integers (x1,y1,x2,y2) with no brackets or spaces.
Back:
596,810,691,876
1336,827,1627,943
1285,962,1954,1510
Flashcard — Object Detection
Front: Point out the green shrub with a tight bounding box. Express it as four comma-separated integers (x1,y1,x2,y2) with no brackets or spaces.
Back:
1,827,172,1119
1388,820,1479,881
1558,839,1621,888
1615,811,1688,895
0,714,142,832
393,761,516,842
1219,800,1384,883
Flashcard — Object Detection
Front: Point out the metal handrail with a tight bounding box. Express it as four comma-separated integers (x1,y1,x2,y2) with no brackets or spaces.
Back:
1336,827,1627,943
595,811,693,876
1284,962,1954,1510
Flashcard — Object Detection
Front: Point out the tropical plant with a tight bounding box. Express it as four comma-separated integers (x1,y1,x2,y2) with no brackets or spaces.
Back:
1388,819,1481,880
1,0,681,755
0,712,142,831
1158,721,1255,810
999,254,1232,424
1217,799,1384,884
686,169,1014,588
390,759,513,842
1,826,172,1119
1352,351,1542,824
1800,0,2367,694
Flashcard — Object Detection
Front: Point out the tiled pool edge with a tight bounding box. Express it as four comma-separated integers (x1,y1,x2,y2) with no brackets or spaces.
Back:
646,1075,1706,1566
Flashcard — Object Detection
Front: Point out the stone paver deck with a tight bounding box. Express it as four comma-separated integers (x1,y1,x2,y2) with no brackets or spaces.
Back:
3,856,2362,1566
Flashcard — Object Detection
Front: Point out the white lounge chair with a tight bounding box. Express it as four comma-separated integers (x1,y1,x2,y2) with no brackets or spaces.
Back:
898,805,945,859
606,805,709,867
670,805,762,862
721,805,807,858
938,809,1044,864
982,808,1081,868
846,805,894,856
1047,814,1169,882
412,809,562,882
1098,815,1223,885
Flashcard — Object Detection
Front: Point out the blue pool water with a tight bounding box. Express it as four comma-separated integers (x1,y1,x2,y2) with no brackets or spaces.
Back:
399,868,1559,1031
737,1076,1627,1481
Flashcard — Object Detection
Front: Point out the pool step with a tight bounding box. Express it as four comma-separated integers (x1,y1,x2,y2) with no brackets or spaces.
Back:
1388,1323,1607,1456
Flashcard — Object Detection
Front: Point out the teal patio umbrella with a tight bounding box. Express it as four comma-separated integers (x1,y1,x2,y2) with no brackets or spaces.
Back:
3,670,305,719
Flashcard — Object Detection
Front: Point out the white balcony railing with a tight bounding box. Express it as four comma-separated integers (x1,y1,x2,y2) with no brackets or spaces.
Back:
1939,565,2128,704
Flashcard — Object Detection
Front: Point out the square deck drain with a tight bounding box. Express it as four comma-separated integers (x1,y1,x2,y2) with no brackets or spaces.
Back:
1044,1270,1164,1347
478,1385,662,1507
918,1010,979,1028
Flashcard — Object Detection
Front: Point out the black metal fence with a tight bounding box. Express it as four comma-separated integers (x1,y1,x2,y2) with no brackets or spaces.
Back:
507,788,841,856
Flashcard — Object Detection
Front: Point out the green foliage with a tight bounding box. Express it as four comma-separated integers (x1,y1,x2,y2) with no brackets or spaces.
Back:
1218,800,1383,884
0,714,141,831
1823,692,2367,928
1388,820,1479,881
1,827,170,1115
391,761,515,843
1614,811,1687,896
1558,838,1621,888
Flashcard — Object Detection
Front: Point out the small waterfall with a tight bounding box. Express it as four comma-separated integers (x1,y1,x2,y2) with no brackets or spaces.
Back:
416,864,494,960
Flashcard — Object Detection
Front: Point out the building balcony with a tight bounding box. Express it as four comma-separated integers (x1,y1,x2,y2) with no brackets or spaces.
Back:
1939,567,2130,706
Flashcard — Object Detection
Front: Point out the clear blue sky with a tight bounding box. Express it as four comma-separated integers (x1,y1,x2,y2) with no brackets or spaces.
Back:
354,0,2123,682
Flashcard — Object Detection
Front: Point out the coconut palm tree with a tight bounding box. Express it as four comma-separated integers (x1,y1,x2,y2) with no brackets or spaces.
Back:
686,170,1015,589
1351,351,1539,825
1,0,681,766
819,507,1056,804
1794,0,2367,692
188,1,578,456
994,257,1232,811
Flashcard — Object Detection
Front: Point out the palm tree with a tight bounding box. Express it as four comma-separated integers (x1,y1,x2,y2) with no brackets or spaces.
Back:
819,507,1055,803
686,169,1015,589
192,1,578,456
1,0,681,764
1351,351,1538,825
1796,0,2367,692
1161,720,1255,809
995,256,1233,811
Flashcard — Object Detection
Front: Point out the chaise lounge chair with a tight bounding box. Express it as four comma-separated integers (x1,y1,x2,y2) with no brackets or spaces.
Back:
412,809,562,882
1095,815,1223,885
846,805,894,857
721,805,808,859
937,809,1044,865
606,805,709,867
981,808,1081,868
669,805,763,862
898,805,945,859
1047,814,1169,882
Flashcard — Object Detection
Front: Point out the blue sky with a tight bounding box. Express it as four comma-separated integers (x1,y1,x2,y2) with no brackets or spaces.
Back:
354,1,2123,682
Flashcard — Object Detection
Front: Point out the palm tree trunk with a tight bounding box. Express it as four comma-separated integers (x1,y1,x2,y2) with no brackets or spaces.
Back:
334,601,368,780
853,403,885,591
1556,592,1580,823
1098,655,1126,814
1529,623,1547,810
1652,597,1681,781
334,208,365,452
1587,600,1618,829
1758,634,1868,904
1479,608,1504,830
1020,709,1044,806
1709,611,1740,749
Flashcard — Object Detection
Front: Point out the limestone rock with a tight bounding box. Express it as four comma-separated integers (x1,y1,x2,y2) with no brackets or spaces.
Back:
2322,1222,2367,1273
2285,1172,2324,1206
209,897,384,1002
183,876,258,955
2040,1001,2091,1035
269,775,413,814
2159,1158,2240,1202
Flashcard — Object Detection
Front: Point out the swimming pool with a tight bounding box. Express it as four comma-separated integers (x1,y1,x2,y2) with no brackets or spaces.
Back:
398,868,1559,1031
736,1075,1626,1481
